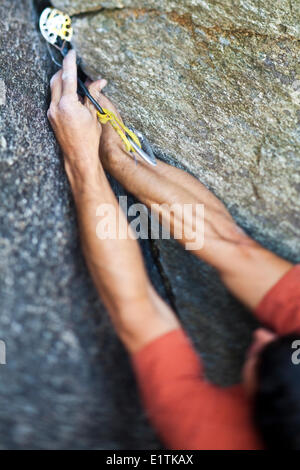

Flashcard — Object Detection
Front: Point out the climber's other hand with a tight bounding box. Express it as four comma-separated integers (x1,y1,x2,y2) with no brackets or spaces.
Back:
47,49,107,183
84,80,128,170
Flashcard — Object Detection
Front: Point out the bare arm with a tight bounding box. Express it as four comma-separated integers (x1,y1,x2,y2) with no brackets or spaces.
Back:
47,51,179,354
95,91,292,311
69,166,180,353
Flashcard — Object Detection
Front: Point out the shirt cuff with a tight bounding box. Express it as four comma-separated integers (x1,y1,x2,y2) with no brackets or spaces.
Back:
131,328,203,379
255,264,300,335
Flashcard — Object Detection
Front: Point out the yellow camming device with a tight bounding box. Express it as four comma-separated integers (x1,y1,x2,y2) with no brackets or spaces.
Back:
39,7,157,166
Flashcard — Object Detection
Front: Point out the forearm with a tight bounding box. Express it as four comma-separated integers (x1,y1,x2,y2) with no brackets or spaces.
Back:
105,150,232,260
104,148,292,310
103,148,252,273
47,52,179,353
66,159,180,353
105,151,224,218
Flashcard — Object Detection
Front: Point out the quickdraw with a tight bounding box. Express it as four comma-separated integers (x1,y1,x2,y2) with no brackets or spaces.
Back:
97,109,141,153
39,7,157,166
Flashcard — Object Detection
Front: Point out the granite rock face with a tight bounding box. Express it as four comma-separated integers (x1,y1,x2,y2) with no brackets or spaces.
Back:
0,0,162,449
56,1,300,378
61,1,300,258
0,0,299,449
52,0,300,39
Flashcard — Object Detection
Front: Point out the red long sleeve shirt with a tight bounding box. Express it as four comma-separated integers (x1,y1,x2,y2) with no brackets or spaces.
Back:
132,265,300,450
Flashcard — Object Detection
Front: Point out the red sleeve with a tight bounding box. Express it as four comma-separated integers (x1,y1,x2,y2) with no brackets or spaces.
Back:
255,265,300,335
132,329,262,450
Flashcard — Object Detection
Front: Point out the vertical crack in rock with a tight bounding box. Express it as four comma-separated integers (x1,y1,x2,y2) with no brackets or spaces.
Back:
66,1,300,387
0,0,162,449
34,1,300,387
32,0,177,314
150,239,178,315
4,0,299,446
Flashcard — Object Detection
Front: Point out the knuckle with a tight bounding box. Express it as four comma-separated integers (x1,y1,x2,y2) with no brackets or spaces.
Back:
88,83,97,94
58,98,72,116
97,94,109,111
47,103,57,120
96,93,104,105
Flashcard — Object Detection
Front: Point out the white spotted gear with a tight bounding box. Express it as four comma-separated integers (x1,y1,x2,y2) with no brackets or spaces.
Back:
39,7,157,166
39,7,73,46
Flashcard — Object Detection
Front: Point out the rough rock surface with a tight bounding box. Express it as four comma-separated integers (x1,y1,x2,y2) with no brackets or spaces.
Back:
0,0,299,449
69,2,300,257
52,0,300,39
57,0,300,379
0,0,163,449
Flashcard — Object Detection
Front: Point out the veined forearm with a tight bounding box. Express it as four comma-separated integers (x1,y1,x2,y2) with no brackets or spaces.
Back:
47,52,179,354
67,161,180,352
67,162,150,309
105,150,245,265
106,152,225,213
104,149,292,311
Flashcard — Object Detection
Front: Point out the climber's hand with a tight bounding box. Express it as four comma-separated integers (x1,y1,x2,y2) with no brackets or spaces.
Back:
83,79,128,170
47,49,107,184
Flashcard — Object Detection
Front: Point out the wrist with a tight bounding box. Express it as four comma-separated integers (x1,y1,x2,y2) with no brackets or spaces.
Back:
65,156,105,196
101,142,129,174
